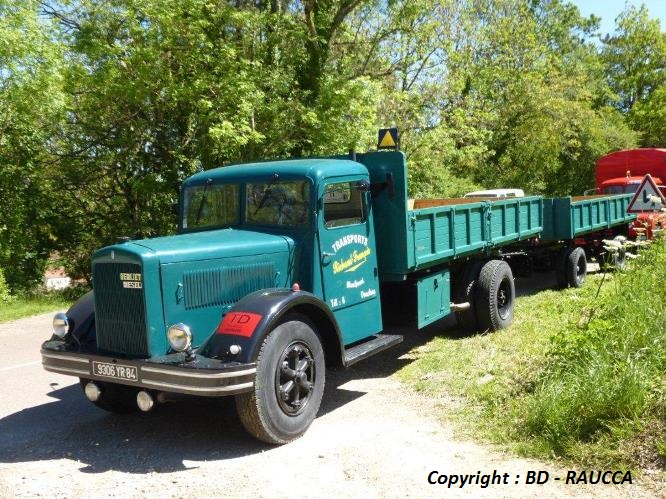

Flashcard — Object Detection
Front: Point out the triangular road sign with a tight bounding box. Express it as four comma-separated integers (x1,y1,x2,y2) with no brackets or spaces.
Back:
627,174,666,213
377,128,398,150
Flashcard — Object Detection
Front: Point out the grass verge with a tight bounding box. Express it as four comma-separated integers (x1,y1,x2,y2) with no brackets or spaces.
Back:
399,240,666,471
0,292,72,323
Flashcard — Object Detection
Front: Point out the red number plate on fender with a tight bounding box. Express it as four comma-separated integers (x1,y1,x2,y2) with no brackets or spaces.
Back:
216,312,262,337
92,361,138,381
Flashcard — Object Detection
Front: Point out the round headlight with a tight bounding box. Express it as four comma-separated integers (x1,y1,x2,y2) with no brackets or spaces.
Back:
52,313,69,338
167,323,192,352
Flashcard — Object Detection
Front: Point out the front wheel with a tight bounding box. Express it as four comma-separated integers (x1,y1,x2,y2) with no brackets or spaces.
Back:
236,315,325,444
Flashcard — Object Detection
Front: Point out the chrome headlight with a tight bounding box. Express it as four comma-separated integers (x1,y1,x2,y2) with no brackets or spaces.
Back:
167,323,192,352
52,313,69,338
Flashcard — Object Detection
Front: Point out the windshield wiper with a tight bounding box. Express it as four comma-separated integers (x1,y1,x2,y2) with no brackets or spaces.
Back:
194,178,213,225
254,173,280,216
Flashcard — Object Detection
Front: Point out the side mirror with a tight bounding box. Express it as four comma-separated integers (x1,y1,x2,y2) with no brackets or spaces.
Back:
356,180,370,192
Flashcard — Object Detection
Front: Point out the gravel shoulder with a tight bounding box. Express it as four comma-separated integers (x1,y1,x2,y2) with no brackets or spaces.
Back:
0,311,661,498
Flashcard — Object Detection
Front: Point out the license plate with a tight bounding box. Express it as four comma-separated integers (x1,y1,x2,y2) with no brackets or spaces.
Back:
92,361,138,381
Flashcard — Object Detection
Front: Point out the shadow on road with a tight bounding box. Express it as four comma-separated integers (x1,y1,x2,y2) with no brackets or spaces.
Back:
0,342,423,474
0,268,570,473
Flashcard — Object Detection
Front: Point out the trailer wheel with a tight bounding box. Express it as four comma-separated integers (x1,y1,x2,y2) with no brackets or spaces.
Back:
78,379,139,414
236,315,325,444
453,260,483,331
566,247,587,288
476,260,515,331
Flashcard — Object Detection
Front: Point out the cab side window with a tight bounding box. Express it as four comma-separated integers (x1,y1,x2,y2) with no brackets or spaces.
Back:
323,182,365,228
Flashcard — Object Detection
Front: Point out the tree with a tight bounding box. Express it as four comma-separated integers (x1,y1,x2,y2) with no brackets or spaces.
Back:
628,86,666,147
602,5,666,112
0,0,65,291
457,0,636,195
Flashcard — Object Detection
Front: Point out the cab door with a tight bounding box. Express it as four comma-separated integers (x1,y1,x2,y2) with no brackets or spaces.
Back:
317,177,383,344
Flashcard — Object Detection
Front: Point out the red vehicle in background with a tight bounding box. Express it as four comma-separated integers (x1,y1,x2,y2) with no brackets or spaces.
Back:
593,148,666,239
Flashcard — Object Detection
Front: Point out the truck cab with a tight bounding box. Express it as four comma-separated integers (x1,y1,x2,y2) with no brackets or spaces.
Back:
598,176,665,195
176,157,384,346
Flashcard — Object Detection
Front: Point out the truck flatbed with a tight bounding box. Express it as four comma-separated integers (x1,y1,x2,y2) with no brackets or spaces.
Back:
407,196,543,269
361,152,543,278
541,194,636,241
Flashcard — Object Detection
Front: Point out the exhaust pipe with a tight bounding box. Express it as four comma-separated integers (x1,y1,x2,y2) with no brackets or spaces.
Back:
450,301,471,312
136,390,155,412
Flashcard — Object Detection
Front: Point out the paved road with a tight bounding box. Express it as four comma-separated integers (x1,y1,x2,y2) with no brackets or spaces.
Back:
0,275,659,498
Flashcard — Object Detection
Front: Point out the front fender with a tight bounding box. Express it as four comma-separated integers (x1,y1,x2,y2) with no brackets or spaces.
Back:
60,290,96,352
198,288,344,366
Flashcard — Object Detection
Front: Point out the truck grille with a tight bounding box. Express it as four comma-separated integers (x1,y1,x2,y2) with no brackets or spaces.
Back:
93,262,149,357
183,263,276,310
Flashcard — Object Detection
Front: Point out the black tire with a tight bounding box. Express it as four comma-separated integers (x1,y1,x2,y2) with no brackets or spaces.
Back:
566,247,587,288
236,315,325,444
476,260,515,331
78,378,139,414
453,260,483,331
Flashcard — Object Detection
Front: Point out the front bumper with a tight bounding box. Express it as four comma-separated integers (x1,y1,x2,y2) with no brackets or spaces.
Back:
41,340,256,397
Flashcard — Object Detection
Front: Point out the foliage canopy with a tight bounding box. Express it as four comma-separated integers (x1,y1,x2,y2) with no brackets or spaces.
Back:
0,0,662,287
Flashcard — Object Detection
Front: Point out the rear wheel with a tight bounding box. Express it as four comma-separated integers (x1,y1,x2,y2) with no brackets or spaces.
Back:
476,260,515,331
78,379,139,414
566,247,587,288
236,315,325,444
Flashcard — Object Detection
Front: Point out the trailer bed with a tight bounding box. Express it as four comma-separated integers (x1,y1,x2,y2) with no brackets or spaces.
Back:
408,196,543,270
541,194,636,241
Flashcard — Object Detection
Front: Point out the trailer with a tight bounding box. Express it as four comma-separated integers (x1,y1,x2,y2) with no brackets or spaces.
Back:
542,194,635,241
41,143,636,444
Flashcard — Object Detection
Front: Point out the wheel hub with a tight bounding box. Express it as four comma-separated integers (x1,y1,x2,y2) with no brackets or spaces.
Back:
497,278,512,320
275,341,315,416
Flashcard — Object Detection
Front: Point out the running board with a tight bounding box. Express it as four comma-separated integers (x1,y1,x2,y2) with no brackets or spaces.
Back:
343,334,403,367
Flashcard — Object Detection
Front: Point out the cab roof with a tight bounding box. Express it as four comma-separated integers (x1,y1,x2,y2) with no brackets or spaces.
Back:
183,158,368,188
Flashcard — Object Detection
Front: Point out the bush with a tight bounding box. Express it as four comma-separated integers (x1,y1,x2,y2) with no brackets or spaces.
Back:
0,268,14,304
520,240,666,463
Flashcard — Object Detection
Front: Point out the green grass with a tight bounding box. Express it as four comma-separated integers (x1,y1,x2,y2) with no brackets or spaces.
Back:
0,293,72,323
399,240,666,470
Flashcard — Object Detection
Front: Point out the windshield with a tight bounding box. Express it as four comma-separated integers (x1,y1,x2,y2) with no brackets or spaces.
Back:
182,184,239,229
246,180,310,226
603,185,627,194
182,180,311,230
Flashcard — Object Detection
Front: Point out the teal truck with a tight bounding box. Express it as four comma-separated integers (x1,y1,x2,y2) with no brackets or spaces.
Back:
42,145,636,444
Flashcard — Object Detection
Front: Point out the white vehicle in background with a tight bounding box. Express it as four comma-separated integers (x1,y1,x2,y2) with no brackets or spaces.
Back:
464,188,525,199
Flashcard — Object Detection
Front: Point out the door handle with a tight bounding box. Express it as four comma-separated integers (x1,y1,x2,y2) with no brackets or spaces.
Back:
321,252,334,265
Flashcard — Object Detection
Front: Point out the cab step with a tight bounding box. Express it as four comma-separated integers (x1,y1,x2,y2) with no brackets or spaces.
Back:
343,334,403,367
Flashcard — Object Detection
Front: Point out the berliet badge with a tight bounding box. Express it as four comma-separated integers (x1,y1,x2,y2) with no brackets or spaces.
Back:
119,272,142,289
